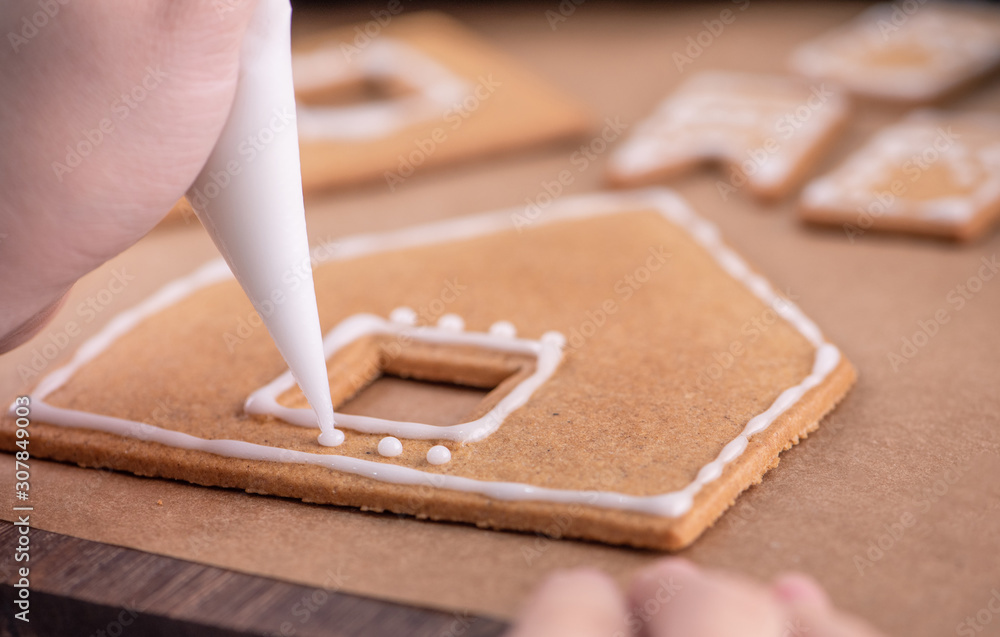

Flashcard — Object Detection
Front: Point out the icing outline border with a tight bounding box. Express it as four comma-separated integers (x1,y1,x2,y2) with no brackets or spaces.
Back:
19,188,842,519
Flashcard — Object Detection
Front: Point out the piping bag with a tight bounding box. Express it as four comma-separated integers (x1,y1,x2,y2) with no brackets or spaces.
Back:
186,0,343,447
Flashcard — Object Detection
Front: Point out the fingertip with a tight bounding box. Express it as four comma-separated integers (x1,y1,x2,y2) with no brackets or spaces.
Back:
537,567,621,601
507,568,627,637
772,572,831,610
627,557,699,609
632,557,700,586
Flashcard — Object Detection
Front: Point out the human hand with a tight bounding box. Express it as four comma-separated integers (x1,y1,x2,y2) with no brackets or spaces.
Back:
507,558,884,637
0,0,258,352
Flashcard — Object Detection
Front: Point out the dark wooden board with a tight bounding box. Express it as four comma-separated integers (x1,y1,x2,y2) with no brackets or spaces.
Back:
0,522,507,637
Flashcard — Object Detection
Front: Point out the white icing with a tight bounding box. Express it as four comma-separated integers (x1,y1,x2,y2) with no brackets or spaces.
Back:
292,38,469,140
436,313,465,331
389,306,417,325
800,110,1000,223
488,321,517,338
317,429,345,447
186,0,341,446
18,189,843,519
245,313,565,443
790,3,1000,101
378,436,403,458
608,71,848,190
427,446,452,465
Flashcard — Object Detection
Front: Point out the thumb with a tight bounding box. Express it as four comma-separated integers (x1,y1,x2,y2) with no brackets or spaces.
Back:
0,0,258,350
506,569,629,637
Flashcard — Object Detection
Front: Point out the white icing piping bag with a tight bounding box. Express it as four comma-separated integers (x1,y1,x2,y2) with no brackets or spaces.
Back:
186,0,343,447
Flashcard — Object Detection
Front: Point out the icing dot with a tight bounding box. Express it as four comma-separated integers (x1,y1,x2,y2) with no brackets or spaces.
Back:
437,314,464,331
389,306,417,325
317,428,345,447
427,445,451,465
541,331,566,348
377,436,403,457
489,321,517,338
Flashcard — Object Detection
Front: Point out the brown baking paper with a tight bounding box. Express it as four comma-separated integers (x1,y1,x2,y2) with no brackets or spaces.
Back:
3,4,1000,636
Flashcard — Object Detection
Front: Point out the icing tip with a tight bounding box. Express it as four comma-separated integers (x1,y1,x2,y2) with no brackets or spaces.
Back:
317,428,345,447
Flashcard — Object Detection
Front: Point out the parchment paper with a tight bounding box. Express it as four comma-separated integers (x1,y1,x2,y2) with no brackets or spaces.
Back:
3,4,1000,636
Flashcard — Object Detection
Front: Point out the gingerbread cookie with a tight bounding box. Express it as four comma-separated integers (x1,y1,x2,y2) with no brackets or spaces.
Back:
800,111,1000,242
606,72,849,200
3,189,855,551
790,2,1000,103
291,12,592,192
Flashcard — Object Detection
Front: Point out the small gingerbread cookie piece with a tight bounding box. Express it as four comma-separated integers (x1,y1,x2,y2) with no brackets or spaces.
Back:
291,12,592,192
606,72,849,200
790,3,1000,103
800,111,1000,242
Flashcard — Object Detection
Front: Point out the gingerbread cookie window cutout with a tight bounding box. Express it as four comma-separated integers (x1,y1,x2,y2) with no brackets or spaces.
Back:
790,3,1000,103
293,38,470,142
606,72,849,200
800,110,1000,241
246,311,565,444
291,12,592,192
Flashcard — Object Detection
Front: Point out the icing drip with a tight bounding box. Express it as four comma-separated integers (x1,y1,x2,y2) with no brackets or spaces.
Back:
378,436,403,457
427,446,452,465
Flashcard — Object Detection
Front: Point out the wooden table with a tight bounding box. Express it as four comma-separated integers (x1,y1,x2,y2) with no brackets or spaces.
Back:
0,522,506,636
